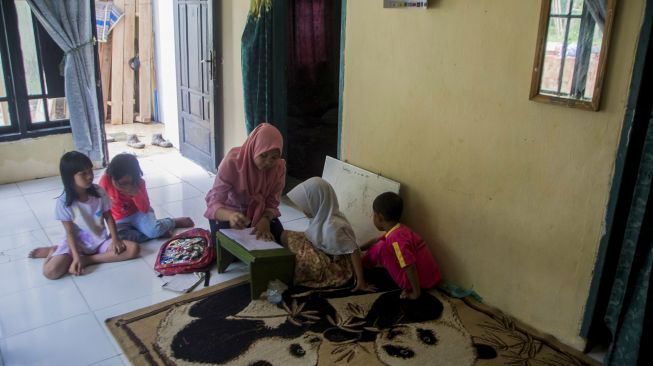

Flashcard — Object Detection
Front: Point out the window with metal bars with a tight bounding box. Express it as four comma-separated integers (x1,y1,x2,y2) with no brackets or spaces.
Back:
0,0,71,141
539,0,604,100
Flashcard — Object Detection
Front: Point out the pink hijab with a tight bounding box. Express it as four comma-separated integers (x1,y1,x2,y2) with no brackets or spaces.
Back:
204,123,286,225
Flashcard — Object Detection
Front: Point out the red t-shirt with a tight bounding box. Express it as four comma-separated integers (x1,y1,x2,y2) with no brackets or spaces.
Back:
99,174,150,221
364,223,441,290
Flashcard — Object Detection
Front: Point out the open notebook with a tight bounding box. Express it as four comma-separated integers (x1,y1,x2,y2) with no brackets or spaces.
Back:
220,228,283,251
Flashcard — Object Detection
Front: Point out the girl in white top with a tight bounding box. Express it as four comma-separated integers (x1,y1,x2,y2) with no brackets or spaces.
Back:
29,151,140,279
282,177,375,292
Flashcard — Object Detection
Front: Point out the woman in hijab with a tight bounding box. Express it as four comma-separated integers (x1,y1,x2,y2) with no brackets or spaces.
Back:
204,123,286,242
283,177,375,292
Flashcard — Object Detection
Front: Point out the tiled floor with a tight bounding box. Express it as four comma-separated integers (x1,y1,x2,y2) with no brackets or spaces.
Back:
0,151,309,366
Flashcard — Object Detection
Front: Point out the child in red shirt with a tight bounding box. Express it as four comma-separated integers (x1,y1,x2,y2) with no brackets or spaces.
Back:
361,192,441,299
99,154,194,243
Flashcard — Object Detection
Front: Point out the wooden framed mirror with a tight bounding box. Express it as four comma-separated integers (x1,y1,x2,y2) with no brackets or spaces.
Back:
530,0,616,111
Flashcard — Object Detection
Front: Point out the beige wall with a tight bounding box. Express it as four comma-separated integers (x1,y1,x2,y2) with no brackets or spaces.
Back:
219,0,249,155
340,0,645,348
0,134,74,184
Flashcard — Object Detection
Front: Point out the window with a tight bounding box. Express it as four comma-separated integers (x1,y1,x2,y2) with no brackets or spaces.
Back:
0,0,70,141
530,0,615,111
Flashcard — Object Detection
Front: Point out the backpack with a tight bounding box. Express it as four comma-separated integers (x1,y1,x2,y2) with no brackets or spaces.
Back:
154,228,215,276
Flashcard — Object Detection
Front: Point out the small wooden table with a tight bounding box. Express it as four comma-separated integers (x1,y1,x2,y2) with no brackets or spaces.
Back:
216,230,295,300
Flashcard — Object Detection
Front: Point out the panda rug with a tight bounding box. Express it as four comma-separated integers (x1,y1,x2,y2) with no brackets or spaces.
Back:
106,276,600,366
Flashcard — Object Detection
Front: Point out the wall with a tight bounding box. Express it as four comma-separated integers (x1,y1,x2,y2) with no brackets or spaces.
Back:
152,0,180,146
0,134,74,184
339,0,645,348
219,0,249,153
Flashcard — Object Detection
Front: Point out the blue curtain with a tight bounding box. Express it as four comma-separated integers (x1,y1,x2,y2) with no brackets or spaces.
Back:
26,0,103,163
241,0,273,134
604,109,653,365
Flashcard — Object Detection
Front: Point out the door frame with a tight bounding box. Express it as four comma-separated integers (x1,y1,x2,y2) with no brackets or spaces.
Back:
271,0,347,160
581,0,653,337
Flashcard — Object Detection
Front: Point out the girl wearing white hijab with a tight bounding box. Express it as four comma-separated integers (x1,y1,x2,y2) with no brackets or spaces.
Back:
283,177,374,291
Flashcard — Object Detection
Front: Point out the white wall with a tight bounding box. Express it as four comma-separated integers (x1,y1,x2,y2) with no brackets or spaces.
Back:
152,0,180,147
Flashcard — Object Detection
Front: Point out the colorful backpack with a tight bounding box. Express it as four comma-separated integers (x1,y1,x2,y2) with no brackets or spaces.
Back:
154,228,215,276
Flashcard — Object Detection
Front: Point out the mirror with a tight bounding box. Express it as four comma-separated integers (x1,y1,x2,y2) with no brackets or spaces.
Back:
530,0,615,111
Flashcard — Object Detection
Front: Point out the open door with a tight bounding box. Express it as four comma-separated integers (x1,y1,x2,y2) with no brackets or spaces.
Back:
273,0,342,183
173,0,221,172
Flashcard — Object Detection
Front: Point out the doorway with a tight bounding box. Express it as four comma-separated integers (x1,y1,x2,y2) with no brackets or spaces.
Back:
582,2,653,361
173,0,222,173
283,0,342,182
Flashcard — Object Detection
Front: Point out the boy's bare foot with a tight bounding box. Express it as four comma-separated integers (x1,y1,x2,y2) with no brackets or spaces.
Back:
28,246,56,259
174,217,194,228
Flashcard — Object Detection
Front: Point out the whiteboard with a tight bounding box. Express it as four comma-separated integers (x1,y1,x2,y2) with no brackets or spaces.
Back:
322,156,400,246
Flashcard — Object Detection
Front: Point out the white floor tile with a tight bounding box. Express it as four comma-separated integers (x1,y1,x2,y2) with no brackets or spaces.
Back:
0,183,21,199
0,210,42,237
183,173,217,194
16,176,62,195
94,291,178,324
0,279,89,338
0,196,30,215
0,230,49,253
147,182,202,205
94,290,179,355
0,258,55,297
136,238,167,268
160,196,210,229
0,313,117,366
143,170,183,189
159,155,213,179
23,189,61,229
73,260,166,310
43,224,63,246
89,355,125,366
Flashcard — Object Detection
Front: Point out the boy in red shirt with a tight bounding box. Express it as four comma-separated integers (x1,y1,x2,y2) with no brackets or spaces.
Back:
99,154,194,243
361,192,441,299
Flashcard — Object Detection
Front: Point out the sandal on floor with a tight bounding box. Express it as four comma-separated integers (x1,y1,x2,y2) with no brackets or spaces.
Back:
126,134,145,149
151,133,173,148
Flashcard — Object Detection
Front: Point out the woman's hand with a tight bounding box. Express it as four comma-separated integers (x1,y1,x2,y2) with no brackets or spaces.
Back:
110,239,126,255
252,217,274,241
229,212,250,229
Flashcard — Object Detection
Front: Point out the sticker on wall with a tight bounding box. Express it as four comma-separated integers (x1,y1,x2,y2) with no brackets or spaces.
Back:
384,0,428,8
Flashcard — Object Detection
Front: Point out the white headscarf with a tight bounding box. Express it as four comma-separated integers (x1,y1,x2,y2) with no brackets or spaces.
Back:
286,177,358,255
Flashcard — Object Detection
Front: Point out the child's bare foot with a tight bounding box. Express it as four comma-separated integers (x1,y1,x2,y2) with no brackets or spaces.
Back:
28,246,56,259
174,217,194,228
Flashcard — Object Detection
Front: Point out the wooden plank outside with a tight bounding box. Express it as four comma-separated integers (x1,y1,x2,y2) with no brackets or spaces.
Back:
122,0,136,124
0,77,8,126
138,0,153,123
98,39,112,123
110,0,125,124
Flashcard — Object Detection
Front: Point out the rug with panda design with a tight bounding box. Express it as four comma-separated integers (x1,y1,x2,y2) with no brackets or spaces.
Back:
106,276,600,366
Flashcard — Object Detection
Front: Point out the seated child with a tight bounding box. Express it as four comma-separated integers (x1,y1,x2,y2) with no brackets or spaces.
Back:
361,192,441,299
99,154,194,243
29,151,140,279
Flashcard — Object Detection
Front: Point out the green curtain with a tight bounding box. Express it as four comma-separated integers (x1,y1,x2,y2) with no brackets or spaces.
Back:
241,0,273,134
604,111,653,366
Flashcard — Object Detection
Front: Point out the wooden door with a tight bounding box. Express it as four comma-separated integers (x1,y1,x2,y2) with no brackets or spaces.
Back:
174,0,221,172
